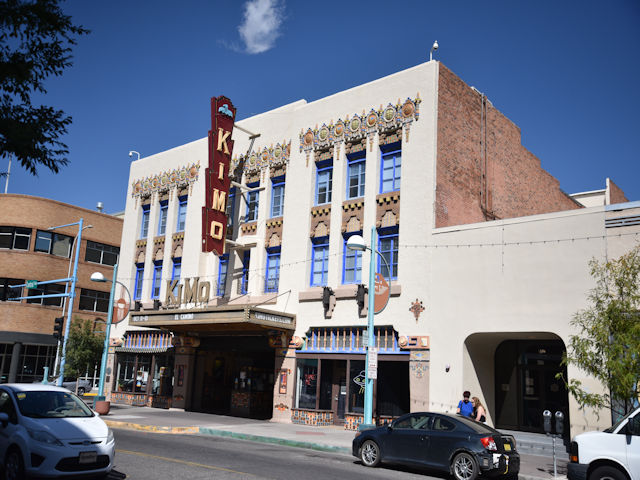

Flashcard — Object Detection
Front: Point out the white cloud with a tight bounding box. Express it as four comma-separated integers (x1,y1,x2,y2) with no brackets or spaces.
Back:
238,0,285,54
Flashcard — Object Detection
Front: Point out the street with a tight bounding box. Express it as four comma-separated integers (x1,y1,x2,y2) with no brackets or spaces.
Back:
111,428,445,480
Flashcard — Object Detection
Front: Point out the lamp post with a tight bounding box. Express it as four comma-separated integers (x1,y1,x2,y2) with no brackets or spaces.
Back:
90,264,132,403
347,226,390,430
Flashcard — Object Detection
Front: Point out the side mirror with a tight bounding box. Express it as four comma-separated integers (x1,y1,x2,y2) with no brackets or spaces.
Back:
0,412,9,428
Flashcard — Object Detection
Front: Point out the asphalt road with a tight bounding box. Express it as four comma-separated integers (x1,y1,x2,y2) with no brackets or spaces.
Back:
111,428,446,480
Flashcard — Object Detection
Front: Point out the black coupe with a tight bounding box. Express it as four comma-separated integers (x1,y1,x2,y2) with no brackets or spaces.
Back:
352,412,519,480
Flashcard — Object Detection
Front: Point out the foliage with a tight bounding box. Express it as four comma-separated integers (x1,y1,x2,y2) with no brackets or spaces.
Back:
65,318,103,378
0,0,88,176
560,245,640,416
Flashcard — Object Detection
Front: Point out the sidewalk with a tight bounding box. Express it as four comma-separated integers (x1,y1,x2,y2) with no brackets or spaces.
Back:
102,404,568,480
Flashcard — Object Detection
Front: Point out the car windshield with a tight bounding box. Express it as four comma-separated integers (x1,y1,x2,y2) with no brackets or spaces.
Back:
15,390,93,418
604,409,636,433
453,415,501,433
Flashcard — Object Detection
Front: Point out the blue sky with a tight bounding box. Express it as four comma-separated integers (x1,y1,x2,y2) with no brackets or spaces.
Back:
5,0,640,213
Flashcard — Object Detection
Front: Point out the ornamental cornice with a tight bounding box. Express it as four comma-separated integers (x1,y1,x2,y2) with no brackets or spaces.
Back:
131,162,200,198
232,140,291,177
299,94,421,163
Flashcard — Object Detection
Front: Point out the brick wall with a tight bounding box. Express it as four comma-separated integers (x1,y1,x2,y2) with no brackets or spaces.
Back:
0,194,123,339
435,64,581,228
608,178,629,205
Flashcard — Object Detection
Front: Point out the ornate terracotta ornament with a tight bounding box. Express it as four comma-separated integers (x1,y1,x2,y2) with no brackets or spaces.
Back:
131,162,200,198
409,298,425,322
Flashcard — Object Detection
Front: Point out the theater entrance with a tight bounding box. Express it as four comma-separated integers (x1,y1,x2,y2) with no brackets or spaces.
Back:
190,335,275,419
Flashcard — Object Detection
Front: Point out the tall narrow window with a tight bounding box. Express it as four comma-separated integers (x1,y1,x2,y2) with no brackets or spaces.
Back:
241,251,250,294
176,196,188,232
157,200,168,236
311,238,329,286
270,176,285,217
378,228,399,280
265,248,281,292
342,233,362,284
315,160,333,205
347,153,366,199
152,261,162,299
171,258,181,296
141,205,150,239
380,143,401,193
134,264,144,300
216,254,228,297
246,182,259,222
227,187,236,229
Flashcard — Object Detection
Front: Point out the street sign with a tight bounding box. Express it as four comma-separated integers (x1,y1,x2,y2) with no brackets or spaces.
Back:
374,273,390,314
26,280,38,290
368,347,378,379
113,298,130,323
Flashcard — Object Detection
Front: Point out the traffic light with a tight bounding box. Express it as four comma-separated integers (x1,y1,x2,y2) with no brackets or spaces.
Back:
53,316,64,340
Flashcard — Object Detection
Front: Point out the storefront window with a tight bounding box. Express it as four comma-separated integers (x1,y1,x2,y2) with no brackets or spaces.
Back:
115,354,150,393
349,360,365,414
151,354,174,396
296,359,318,409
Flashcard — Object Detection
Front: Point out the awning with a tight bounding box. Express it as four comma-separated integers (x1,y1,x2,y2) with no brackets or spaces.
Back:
114,346,172,354
129,305,295,335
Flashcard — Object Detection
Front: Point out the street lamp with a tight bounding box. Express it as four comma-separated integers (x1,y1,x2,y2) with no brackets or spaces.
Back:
347,226,390,430
91,264,132,404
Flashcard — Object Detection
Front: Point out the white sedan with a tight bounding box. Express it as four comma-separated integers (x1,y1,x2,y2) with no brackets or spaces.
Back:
0,383,115,479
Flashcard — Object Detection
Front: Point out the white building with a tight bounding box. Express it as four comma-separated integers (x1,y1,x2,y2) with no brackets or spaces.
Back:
106,60,639,436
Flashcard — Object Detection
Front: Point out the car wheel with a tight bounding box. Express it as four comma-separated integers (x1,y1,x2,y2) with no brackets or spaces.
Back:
77,387,86,395
4,448,24,480
360,439,381,467
452,452,479,480
590,466,626,480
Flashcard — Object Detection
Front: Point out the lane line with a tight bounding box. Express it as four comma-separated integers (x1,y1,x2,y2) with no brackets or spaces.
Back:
116,448,259,477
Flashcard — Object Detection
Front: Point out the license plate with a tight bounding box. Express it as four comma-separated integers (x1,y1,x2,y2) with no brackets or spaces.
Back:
504,443,511,451
79,451,97,464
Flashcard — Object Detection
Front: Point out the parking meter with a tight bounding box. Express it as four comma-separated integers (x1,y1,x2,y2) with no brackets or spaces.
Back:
543,410,552,433
555,411,564,435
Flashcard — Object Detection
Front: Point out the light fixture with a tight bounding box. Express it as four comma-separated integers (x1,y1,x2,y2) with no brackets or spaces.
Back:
129,150,141,161
346,234,367,252
90,272,107,283
430,40,439,61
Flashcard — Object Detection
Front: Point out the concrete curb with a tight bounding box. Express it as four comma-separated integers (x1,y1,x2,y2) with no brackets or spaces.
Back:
198,427,352,455
105,420,198,435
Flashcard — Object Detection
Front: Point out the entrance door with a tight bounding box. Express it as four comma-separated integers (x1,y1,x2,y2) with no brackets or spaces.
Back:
495,340,569,433
331,362,346,425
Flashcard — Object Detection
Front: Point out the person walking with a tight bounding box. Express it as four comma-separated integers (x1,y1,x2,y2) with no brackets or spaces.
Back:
456,390,473,417
471,396,486,423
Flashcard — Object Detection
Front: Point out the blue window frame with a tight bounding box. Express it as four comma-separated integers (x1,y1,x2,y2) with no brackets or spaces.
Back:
380,143,401,193
140,205,150,239
241,251,250,294
378,229,398,280
265,248,281,293
315,160,333,205
347,153,365,199
342,234,362,284
270,176,285,218
176,196,187,232
171,257,181,296
157,200,168,236
216,254,228,297
134,263,144,300
246,182,259,222
310,237,329,286
226,187,236,228
152,261,163,299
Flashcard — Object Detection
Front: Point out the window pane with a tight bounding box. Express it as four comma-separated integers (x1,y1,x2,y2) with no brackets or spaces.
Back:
34,231,52,253
158,205,168,236
51,234,71,258
349,360,365,414
0,227,13,249
43,284,65,307
297,359,318,409
134,265,144,300
141,209,150,238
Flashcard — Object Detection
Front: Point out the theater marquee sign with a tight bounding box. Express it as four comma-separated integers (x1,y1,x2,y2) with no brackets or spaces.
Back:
202,96,236,256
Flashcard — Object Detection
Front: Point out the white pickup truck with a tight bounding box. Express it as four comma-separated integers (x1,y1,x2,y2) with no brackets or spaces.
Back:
567,407,640,480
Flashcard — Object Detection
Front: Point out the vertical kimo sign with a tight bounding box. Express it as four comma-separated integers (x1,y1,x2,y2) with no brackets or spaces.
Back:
202,96,236,256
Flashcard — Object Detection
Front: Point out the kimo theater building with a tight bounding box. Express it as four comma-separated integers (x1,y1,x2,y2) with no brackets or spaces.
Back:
107,59,638,437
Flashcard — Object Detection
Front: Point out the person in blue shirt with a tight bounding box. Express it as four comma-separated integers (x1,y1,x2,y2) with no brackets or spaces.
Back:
457,390,473,417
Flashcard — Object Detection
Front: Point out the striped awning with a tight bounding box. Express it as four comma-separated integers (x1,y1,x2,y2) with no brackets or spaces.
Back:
115,331,173,354
114,346,172,354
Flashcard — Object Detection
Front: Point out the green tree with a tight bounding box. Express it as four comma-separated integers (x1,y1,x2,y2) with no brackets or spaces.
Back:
65,318,103,379
560,245,640,416
0,0,88,176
